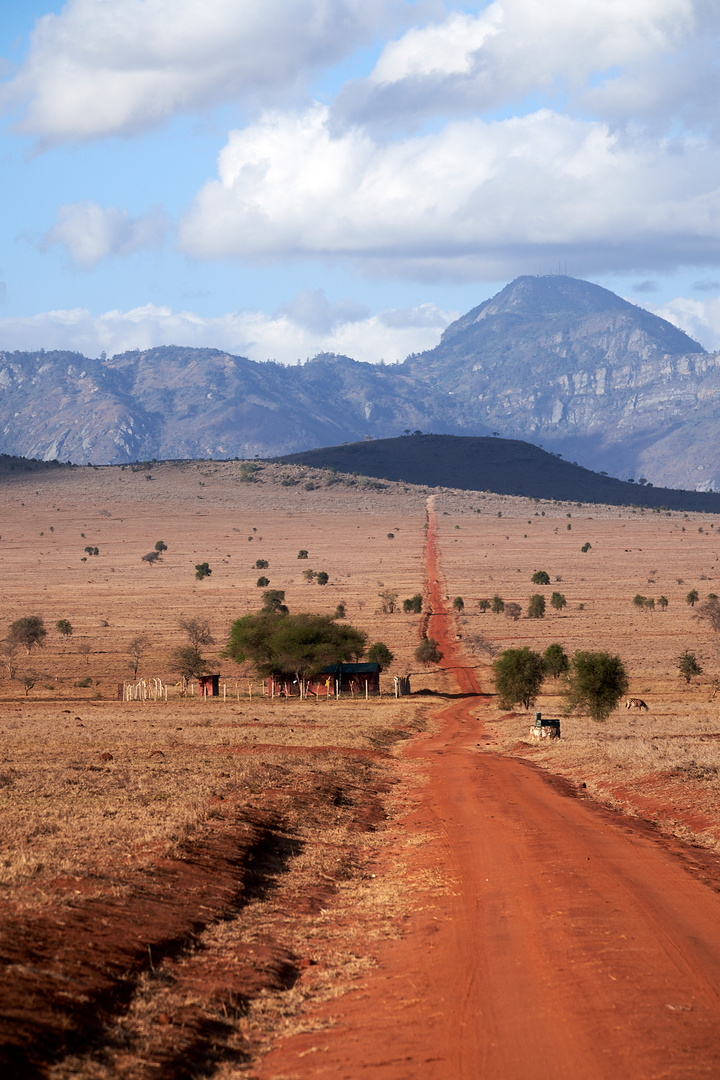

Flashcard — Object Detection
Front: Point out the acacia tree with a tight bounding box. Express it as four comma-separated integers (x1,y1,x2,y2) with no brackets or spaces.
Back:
527,594,546,619
550,592,567,611
128,635,150,677
565,651,628,721
8,616,47,655
226,610,366,690
415,638,443,666
543,643,569,678
56,619,73,638
178,617,214,650
677,650,703,683
403,594,422,614
493,647,545,709
491,595,505,614
367,641,394,669
531,570,550,585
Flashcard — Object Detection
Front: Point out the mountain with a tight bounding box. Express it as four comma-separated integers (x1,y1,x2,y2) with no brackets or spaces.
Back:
279,434,720,513
1,275,720,490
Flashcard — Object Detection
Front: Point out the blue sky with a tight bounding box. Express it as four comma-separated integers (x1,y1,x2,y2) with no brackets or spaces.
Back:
2,0,720,363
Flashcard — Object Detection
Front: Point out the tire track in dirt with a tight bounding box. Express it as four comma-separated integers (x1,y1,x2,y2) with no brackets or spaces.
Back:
256,495,720,1080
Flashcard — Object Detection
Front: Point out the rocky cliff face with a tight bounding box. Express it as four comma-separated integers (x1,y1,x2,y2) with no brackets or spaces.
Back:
2,276,719,490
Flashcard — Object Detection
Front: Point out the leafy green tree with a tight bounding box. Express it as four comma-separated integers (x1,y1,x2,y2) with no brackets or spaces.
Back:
493,647,545,709
505,602,522,621
677,650,702,683
367,641,394,669
8,616,47,654
550,592,567,611
415,638,443,666
633,594,646,609
491,595,505,614
297,549,309,559
195,562,212,580
542,643,569,678
644,597,655,612
56,619,73,638
658,595,669,610
154,540,167,553
477,598,491,612
452,596,464,612
255,558,269,569
262,589,289,614
565,651,629,721
686,589,699,607
256,576,270,587
316,571,329,585
333,603,346,620
581,542,592,553
227,611,366,685
531,570,550,585
403,594,423,614
527,594,546,619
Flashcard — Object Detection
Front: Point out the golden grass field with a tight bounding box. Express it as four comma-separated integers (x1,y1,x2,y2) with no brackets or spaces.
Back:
3,456,720,1076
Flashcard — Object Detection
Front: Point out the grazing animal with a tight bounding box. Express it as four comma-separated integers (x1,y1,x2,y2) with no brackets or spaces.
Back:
625,697,649,710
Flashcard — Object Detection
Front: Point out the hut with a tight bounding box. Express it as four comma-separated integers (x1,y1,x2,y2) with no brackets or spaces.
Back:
198,674,220,697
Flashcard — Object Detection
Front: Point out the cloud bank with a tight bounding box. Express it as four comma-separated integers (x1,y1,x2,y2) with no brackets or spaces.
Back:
0,295,454,365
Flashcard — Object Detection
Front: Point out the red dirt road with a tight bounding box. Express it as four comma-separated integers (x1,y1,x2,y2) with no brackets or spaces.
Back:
257,501,720,1080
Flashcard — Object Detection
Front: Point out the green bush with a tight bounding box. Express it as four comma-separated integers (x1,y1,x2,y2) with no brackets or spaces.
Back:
686,589,699,606
452,597,464,612
195,562,212,580
531,570,550,585
56,619,73,638
543,643,569,678
565,651,629,721
550,592,567,611
297,549,309,559
367,641,394,669
255,559,269,569
493,647,545,709
415,638,443,666
527,594,546,618
256,576,270,587
403,594,423,614
316,571,329,585
677,650,702,683
491,595,505,614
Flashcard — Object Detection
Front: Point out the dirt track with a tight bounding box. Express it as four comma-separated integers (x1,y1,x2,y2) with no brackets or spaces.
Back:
257,498,720,1079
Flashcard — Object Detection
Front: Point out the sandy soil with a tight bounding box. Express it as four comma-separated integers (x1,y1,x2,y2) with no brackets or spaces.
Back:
4,459,720,1077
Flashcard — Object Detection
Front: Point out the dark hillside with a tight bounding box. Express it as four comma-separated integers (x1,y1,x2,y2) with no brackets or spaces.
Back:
278,435,720,513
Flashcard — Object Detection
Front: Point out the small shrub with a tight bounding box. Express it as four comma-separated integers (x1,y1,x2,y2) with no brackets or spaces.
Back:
74,677,92,688
581,542,591,552
678,650,702,683
531,570,550,585
452,596,464,612
256,576,270,587
316,571,329,585
527,594,546,619
255,559,269,569
195,562,212,580
387,532,395,539
415,638,443,666
686,589,699,606
56,619,73,638
333,603,346,619
303,568,317,582
477,598,491,612
491,595,505,614
367,641,394,669
633,594,646,609
658,596,669,610
550,592,567,611
297,549,309,559
493,647,544,709
403,594,423,614
543,643,569,678
154,540,167,553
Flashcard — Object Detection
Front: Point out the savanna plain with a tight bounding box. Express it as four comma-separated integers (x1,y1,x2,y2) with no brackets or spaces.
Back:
3,457,720,1079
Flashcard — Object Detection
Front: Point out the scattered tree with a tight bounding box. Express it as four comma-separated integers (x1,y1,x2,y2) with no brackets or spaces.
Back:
8,616,47,655
403,594,423,614
696,597,720,632
581,542,591,553
491,595,505,614
452,596,464,612
505,602,522,621
633,594,647,609
379,589,399,613
302,568,317,582
527,594,546,619
170,646,208,681
658,595,669,610
686,589,699,607
531,570,550,585
257,576,270,587
178,617,214,649
262,590,289,614
477,598,491,613
415,638,443,666
56,619,73,638
226,610,366,686
493,647,545,709
367,641,394,669
387,532,395,539
316,571,329,585
677,650,703,683
644,597,655,612
550,592,567,611
564,651,629,721
297,550,309,559
333,603,346,620
154,540,167,553
128,635,150,677
195,562,212,580
255,559,269,569
543,643,569,678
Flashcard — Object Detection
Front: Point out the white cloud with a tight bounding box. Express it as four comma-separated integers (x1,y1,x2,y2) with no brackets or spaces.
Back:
334,0,699,131
2,0,397,143
179,104,720,280
646,294,720,351
0,296,453,365
42,202,169,268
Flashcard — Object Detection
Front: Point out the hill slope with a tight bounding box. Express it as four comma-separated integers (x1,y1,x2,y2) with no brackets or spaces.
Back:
279,435,720,513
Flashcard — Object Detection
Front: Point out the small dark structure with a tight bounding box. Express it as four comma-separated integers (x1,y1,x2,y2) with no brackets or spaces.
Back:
199,674,220,697
530,711,561,740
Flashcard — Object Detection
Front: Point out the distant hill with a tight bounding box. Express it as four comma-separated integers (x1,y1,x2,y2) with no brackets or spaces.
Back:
278,435,720,513
2,275,720,490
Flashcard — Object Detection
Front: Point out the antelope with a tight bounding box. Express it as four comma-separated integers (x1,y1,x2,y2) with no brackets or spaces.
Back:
625,697,649,710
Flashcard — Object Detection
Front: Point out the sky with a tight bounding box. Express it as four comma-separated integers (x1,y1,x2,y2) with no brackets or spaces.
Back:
3,0,720,364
